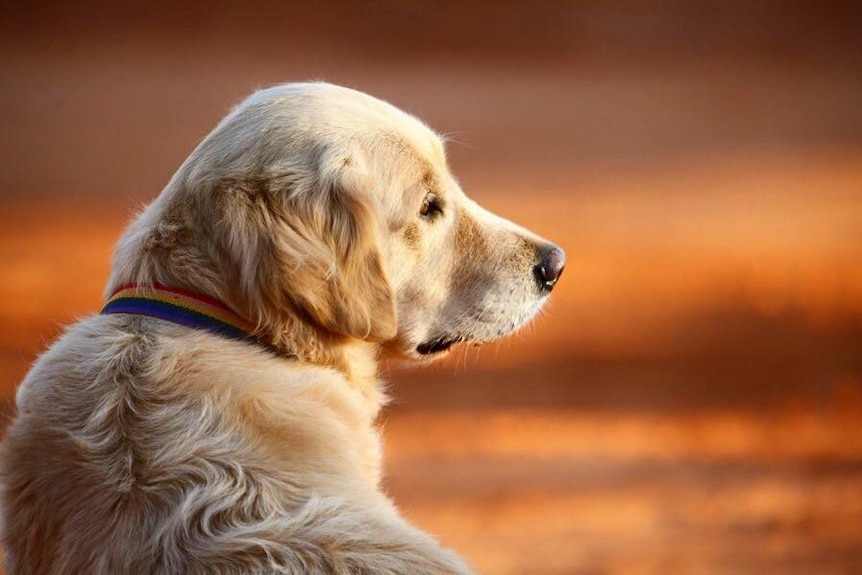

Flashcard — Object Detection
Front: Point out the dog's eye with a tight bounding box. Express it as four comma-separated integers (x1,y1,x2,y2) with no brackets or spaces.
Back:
419,193,443,219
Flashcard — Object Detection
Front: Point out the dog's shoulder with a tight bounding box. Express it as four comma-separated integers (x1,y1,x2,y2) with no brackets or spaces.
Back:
11,313,384,488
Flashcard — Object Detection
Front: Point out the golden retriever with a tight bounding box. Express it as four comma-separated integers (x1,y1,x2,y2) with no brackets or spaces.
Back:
1,83,564,574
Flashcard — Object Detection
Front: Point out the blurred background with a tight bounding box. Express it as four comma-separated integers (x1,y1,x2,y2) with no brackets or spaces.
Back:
2,1,862,573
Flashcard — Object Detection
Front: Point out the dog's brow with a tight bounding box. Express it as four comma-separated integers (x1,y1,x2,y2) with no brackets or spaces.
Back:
421,170,441,194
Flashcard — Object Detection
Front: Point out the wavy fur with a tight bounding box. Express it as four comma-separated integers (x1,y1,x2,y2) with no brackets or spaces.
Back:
1,82,560,574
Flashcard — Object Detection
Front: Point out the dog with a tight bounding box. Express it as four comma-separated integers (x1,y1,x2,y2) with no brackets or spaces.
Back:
1,82,564,574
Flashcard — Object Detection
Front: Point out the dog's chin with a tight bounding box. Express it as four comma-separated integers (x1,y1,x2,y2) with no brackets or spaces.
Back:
415,335,463,356
381,335,466,362
394,296,550,362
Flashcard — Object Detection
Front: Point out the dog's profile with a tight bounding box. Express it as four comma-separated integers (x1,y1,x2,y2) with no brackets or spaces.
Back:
1,83,564,574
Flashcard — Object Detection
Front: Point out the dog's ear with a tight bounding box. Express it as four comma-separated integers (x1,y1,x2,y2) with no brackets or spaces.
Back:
209,147,397,344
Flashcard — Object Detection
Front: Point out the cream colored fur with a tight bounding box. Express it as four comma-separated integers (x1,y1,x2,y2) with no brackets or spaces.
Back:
1,83,560,574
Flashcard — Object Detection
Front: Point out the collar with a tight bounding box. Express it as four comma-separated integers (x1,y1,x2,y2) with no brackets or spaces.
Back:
102,283,269,348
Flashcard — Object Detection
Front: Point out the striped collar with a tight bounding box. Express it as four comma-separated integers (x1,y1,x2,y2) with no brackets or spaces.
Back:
102,283,268,348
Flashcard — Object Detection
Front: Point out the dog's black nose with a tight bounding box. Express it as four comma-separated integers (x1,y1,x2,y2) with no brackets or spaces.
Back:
534,245,566,292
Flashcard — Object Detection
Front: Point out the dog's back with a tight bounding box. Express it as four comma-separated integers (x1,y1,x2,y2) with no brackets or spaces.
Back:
3,314,471,574
3,315,171,572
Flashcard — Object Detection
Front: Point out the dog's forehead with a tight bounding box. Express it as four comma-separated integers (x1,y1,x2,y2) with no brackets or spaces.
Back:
344,89,446,171
251,83,446,168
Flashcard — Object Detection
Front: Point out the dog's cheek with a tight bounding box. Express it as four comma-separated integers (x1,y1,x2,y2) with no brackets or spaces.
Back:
390,278,440,344
334,251,397,342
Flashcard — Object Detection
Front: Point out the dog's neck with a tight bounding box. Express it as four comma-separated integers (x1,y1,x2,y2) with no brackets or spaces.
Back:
103,279,386,409
106,281,380,372
331,340,387,409
265,326,389,421
261,314,385,402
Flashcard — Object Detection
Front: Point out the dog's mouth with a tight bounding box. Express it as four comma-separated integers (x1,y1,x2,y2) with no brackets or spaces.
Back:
416,335,463,355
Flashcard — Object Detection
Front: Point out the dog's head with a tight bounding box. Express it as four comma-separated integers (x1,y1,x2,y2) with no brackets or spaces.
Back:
109,83,564,361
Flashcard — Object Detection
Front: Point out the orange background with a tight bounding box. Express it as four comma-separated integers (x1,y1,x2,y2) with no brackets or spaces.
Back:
2,2,862,573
